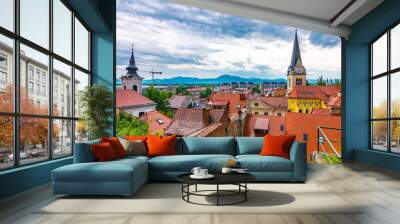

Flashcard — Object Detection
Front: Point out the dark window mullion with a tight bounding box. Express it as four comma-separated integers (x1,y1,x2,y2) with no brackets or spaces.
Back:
388,30,391,152
13,0,21,167
49,0,54,160
71,10,76,155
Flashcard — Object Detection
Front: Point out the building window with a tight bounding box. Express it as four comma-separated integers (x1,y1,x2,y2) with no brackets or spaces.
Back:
0,0,92,170
264,112,268,115
0,71,6,85
280,125,284,132
371,23,400,153
254,103,259,107
303,133,308,141
254,112,259,115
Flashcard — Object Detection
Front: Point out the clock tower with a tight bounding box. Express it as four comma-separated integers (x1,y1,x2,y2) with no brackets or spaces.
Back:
287,30,306,93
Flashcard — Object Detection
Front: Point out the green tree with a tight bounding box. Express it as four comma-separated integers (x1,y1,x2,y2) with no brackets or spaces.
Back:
80,84,113,140
116,110,149,136
143,86,173,117
317,75,326,86
176,85,188,95
251,86,261,93
200,85,213,98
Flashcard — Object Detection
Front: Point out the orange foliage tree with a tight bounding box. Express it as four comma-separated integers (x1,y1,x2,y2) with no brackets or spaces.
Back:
0,85,59,151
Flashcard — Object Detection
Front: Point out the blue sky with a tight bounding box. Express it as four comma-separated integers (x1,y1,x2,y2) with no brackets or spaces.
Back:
116,0,341,80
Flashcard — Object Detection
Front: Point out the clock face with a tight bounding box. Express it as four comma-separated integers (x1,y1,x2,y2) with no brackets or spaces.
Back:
295,67,303,73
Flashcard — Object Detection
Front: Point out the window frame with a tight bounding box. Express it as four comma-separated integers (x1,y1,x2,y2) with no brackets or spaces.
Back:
0,0,92,171
370,21,400,154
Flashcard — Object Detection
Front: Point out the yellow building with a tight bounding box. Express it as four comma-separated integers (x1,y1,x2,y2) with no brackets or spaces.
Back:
287,86,341,114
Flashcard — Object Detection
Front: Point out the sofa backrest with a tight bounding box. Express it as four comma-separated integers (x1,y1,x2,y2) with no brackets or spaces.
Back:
179,137,235,155
235,137,264,155
73,139,100,163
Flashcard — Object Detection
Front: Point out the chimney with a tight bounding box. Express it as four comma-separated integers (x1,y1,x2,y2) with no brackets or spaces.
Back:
202,108,210,125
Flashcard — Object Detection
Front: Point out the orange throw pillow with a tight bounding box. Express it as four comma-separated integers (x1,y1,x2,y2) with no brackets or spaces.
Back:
146,135,177,157
260,134,296,159
101,137,126,158
91,142,117,162
125,135,148,142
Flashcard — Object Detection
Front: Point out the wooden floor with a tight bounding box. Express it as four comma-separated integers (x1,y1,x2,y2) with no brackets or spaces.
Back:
1,162,400,224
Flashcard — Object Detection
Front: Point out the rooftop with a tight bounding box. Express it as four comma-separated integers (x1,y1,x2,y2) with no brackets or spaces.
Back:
139,110,171,135
288,86,341,103
116,89,156,108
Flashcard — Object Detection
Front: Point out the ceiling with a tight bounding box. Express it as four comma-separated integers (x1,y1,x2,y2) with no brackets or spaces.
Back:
172,0,384,38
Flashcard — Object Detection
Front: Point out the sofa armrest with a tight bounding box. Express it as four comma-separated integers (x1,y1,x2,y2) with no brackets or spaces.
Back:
289,142,307,182
73,140,100,163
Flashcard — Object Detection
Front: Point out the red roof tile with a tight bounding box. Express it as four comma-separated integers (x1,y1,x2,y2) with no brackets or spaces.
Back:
256,96,288,108
312,108,331,115
169,95,191,109
116,89,155,108
244,114,285,136
209,93,243,116
288,86,340,103
285,112,341,161
139,110,171,135
165,108,208,136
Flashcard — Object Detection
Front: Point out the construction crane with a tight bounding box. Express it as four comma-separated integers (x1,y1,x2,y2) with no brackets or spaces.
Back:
143,69,162,85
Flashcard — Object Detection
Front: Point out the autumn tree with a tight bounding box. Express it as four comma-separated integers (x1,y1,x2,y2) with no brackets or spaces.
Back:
0,85,59,152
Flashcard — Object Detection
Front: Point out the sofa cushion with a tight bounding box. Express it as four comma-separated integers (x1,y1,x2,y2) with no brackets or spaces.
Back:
260,135,296,159
236,155,293,172
236,137,264,155
147,135,177,157
91,142,118,161
101,137,127,158
53,159,147,183
180,137,235,155
149,154,235,172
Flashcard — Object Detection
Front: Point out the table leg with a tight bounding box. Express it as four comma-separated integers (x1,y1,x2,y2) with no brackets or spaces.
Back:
217,184,219,206
195,184,198,192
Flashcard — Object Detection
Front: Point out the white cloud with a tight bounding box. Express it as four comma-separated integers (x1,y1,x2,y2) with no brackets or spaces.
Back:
117,1,341,80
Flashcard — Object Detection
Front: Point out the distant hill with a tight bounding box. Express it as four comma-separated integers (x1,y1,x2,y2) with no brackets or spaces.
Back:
141,74,293,86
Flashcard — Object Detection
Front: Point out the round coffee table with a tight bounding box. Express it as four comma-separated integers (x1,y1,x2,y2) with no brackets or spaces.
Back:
177,173,255,206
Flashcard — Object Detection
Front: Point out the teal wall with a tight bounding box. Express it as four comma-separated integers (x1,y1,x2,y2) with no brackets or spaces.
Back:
344,0,400,171
0,0,116,200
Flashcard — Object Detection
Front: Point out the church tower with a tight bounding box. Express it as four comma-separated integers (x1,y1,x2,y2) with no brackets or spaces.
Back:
287,30,306,93
121,45,144,94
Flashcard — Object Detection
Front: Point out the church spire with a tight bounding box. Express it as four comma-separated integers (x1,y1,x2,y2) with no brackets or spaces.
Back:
125,44,141,78
288,29,304,75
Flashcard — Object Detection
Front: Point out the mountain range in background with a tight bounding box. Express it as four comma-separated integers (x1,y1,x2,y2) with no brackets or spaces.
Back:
116,74,335,86
122,74,324,86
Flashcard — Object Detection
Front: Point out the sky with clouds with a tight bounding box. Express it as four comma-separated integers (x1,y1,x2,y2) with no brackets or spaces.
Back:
116,0,341,80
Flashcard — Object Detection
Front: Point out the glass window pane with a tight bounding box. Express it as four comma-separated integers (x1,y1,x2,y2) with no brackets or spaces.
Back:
53,59,72,117
0,35,14,112
53,0,72,60
0,0,14,31
75,120,88,143
391,120,400,153
53,119,72,157
74,69,89,118
372,121,388,151
20,44,49,115
75,18,89,70
391,72,400,118
391,24,400,70
20,0,49,49
20,117,49,165
372,33,387,76
0,116,14,170
372,76,387,119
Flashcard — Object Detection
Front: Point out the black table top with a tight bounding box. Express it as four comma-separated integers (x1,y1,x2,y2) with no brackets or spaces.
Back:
177,172,255,185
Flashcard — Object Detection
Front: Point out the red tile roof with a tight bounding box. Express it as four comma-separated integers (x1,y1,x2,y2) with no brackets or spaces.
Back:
272,88,287,97
327,95,341,108
285,112,341,161
209,93,243,116
255,96,288,108
169,95,191,109
244,114,285,136
187,86,206,92
288,86,341,103
139,110,171,135
116,89,155,108
312,108,331,115
165,109,208,136
210,109,225,123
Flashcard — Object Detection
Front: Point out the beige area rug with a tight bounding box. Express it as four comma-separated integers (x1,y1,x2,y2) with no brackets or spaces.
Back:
38,183,362,214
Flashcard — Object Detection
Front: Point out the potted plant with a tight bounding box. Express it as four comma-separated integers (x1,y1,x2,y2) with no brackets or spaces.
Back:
79,84,113,140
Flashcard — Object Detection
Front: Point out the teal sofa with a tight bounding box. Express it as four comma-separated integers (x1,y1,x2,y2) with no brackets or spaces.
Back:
52,137,306,196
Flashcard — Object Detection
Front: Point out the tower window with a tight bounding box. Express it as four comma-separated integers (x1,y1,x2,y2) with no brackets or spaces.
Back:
133,85,138,91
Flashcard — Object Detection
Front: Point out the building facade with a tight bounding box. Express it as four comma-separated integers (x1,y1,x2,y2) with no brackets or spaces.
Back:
248,96,287,116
